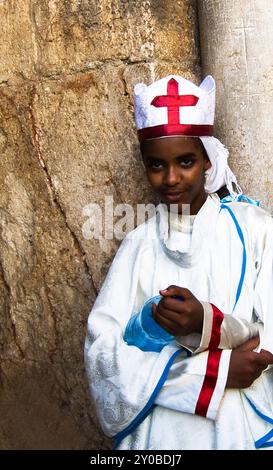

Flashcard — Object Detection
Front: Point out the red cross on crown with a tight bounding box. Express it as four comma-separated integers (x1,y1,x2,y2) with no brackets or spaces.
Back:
133,75,215,142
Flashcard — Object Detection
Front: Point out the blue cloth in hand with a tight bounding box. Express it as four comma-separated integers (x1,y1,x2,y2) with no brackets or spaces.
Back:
124,294,183,352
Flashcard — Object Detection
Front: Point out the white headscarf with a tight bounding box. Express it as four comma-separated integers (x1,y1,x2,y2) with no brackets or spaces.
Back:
200,136,242,198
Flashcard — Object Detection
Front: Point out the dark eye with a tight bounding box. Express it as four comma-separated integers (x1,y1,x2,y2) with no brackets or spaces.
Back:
146,160,163,170
179,158,194,167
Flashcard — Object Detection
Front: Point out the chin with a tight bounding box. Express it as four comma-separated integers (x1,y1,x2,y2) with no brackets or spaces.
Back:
160,201,190,215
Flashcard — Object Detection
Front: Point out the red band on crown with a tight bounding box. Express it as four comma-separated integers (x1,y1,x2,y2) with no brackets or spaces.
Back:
137,123,214,142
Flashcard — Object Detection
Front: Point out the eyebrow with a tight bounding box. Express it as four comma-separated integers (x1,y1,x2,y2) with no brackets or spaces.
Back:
144,152,196,162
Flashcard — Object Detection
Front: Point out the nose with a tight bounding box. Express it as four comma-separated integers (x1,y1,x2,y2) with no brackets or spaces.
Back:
163,165,180,187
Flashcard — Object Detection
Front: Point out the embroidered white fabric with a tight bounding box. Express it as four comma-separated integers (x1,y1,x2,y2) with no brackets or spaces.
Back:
85,195,273,449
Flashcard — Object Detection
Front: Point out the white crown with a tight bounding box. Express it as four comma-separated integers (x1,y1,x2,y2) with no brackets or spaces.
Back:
133,74,215,141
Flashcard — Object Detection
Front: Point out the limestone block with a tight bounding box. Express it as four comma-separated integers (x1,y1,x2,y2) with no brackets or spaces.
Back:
198,0,273,210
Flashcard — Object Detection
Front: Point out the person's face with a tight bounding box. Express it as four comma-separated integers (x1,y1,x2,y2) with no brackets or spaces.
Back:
141,137,211,214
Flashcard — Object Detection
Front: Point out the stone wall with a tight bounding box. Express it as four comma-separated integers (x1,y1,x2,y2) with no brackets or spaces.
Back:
0,0,200,449
198,0,273,211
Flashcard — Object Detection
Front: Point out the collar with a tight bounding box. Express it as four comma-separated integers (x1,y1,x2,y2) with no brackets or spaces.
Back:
155,194,221,267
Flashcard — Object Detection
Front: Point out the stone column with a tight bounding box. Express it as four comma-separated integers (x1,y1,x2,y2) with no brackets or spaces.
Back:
198,0,273,211
0,0,200,449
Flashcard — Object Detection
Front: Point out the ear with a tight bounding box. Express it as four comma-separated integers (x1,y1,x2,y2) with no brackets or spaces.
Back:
204,158,212,171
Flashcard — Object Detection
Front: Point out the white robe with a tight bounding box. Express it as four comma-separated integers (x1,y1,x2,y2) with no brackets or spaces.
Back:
84,194,273,450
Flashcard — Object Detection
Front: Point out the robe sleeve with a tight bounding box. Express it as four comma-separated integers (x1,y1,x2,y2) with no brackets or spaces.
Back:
176,302,262,353
154,348,231,420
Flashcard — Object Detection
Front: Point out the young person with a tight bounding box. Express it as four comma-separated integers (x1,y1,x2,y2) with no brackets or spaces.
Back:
84,74,273,450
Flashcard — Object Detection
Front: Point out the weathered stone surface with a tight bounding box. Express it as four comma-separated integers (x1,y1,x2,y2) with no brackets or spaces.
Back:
151,0,199,65
0,0,198,80
0,1,36,82
0,0,200,449
198,0,273,211
0,87,102,449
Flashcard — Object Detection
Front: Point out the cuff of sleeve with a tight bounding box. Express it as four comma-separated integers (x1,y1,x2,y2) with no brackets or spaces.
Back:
176,301,213,354
195,301,214,353
206,349,232,420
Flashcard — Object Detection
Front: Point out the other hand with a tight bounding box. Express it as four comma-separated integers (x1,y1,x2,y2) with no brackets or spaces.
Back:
151,285,204,336
226,336,273,388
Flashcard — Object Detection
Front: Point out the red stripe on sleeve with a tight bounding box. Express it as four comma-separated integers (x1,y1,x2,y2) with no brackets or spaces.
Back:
194,349,223,417
208,304,224,350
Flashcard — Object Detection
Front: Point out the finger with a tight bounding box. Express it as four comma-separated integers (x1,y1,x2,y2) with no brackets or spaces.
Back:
236,336,260,352
159,296,186,314
152,303,178,332
260,349,273,364
151,303,157,316
159,285,192,300
254,350,273,366
156,301,183,323
153,310,177,336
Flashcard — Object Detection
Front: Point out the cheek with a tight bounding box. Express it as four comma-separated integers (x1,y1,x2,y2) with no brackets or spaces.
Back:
146,171,161,188
185,167,206,190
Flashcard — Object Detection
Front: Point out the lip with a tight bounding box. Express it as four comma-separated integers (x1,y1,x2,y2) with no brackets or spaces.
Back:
162,191,184,202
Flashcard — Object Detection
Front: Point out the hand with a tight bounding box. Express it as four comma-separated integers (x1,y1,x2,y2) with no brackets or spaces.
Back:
226,336,273,388
151,285,204,336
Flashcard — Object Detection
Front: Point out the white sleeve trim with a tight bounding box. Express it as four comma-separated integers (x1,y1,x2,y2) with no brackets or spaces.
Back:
175,301,213,354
